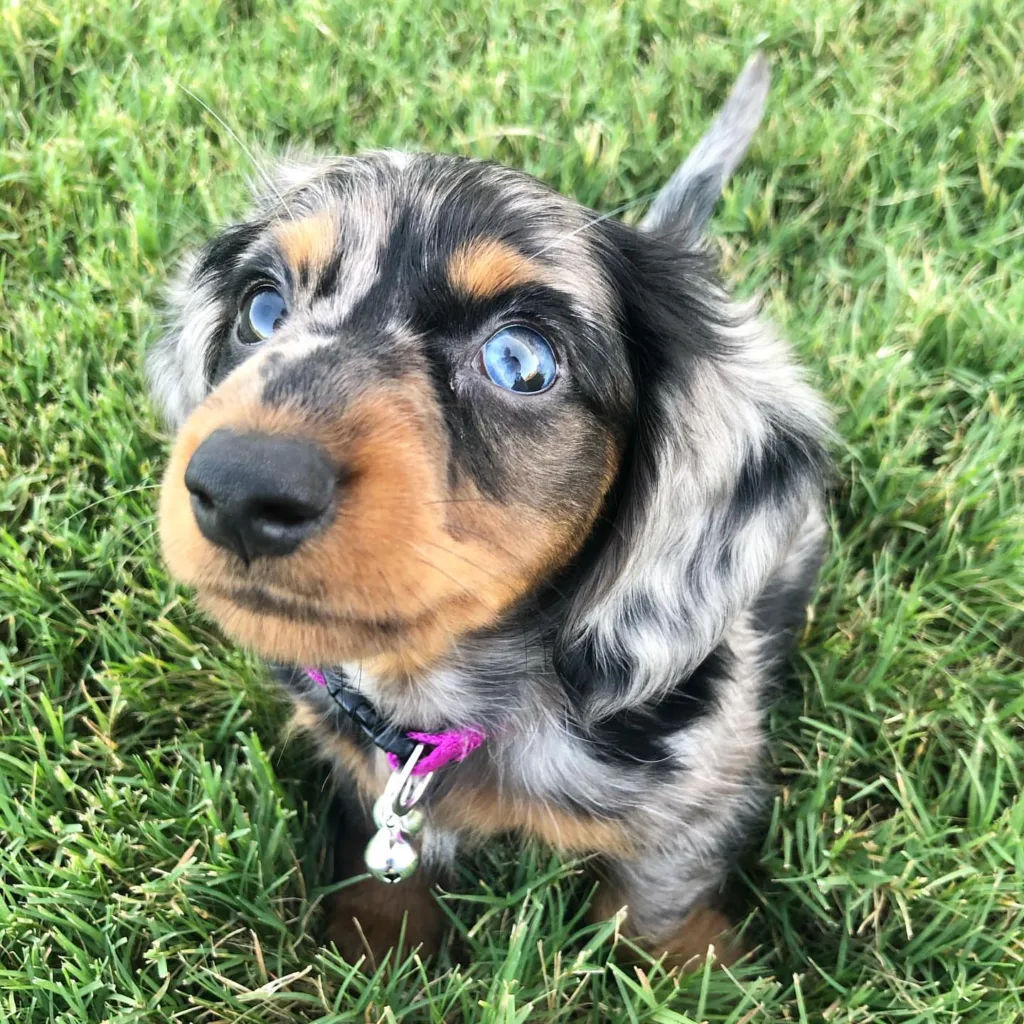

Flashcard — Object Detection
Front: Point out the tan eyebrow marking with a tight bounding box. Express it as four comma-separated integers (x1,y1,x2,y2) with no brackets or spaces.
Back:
447,238,546,299
274,212,339,281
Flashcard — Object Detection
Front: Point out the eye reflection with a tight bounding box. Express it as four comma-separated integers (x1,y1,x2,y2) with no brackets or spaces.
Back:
480,326,557,394
238,287,287,345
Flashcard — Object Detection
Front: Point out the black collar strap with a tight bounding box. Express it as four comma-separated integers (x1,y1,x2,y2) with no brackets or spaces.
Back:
315,668,420,761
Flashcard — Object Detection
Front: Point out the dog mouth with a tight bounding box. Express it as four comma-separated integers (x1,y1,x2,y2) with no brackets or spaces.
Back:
205,582,412,634
195,578,466,669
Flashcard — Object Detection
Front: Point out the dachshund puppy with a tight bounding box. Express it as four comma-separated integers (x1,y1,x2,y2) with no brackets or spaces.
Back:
148,53,830,969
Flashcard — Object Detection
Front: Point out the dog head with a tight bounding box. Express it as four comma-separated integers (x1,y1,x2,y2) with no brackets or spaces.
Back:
149,54,828,690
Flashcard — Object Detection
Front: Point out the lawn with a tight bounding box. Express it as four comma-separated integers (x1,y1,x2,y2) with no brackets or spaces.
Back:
1,0,1022,1020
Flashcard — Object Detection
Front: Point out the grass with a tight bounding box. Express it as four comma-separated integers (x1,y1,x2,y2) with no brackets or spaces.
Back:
1,0,1022,1020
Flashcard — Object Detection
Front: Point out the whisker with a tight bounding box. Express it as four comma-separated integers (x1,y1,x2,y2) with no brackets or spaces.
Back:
427,522,578,605
114,524,160,575
79,515,159,590
329,507,514,591
56,484,161,528
411,537,519,594
172,79,290,215
404,545,491,601
373,561,435,624
531,188,663,260
421,498,497,506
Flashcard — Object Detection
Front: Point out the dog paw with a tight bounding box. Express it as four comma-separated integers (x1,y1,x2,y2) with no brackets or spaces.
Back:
589,883,743,972
324,874,443,969
650,906,745,971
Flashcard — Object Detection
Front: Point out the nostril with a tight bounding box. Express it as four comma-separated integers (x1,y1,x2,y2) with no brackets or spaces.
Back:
191,487,215,512
252,498,325,529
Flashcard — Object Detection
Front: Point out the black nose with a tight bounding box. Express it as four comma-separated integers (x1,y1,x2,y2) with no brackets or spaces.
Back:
184,429,337,562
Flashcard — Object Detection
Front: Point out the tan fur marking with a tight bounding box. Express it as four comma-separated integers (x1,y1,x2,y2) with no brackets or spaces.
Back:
433,788,634,857
326,797,443,966
325,870,442,967
289,702,388,798
590,884,743,971
652,907,744,970
448,238,545,299
274,212,338,281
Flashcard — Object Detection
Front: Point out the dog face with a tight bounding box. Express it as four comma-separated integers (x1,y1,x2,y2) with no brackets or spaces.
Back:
150,54,829,700
151,154,640,672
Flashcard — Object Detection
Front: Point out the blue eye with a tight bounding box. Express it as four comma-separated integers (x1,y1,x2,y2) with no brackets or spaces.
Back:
238,287,287,344
480,326,557,394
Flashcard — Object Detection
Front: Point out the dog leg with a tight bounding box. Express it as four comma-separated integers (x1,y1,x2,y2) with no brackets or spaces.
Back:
590,851,744,971
324,802,445,968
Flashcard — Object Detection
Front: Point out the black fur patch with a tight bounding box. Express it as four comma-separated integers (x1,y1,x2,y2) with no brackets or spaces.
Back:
589,646,731,766
312,249,344,302
731,420,828,523
556,633,730,768
257,328,406,411
752,549,824,680
193,221,265,283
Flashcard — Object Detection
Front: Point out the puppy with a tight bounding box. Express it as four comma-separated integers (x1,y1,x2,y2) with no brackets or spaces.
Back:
147,53,830,969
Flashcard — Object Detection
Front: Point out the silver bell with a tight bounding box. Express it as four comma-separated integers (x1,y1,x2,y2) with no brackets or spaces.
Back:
397,806,424,836
365,828,419,883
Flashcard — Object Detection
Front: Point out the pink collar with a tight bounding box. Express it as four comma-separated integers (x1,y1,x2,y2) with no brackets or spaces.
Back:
305,667,485,776
385,728,485,775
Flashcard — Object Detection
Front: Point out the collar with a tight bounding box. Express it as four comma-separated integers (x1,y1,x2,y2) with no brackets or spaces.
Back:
305,667,485,776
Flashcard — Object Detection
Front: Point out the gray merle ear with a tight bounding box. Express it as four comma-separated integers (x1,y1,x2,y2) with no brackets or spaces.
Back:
640,52,770,239
555,220,830,719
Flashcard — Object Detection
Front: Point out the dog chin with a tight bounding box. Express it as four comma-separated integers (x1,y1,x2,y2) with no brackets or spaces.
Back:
196,589,410,667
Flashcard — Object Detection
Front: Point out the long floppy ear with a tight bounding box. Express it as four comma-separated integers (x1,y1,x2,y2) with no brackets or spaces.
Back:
640,51,770,239
556,55,830,716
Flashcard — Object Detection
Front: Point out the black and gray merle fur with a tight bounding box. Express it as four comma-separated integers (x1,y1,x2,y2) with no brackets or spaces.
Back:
147,53,831,959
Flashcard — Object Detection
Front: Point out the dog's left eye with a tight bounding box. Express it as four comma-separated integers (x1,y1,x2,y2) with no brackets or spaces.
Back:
238,287,287,344
479,326,557,394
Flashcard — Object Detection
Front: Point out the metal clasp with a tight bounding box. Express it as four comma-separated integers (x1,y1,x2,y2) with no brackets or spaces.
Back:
382,743,434,818
364,745,435,883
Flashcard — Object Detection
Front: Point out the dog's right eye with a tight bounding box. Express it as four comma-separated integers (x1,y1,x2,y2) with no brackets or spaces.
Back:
238,287,287,345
